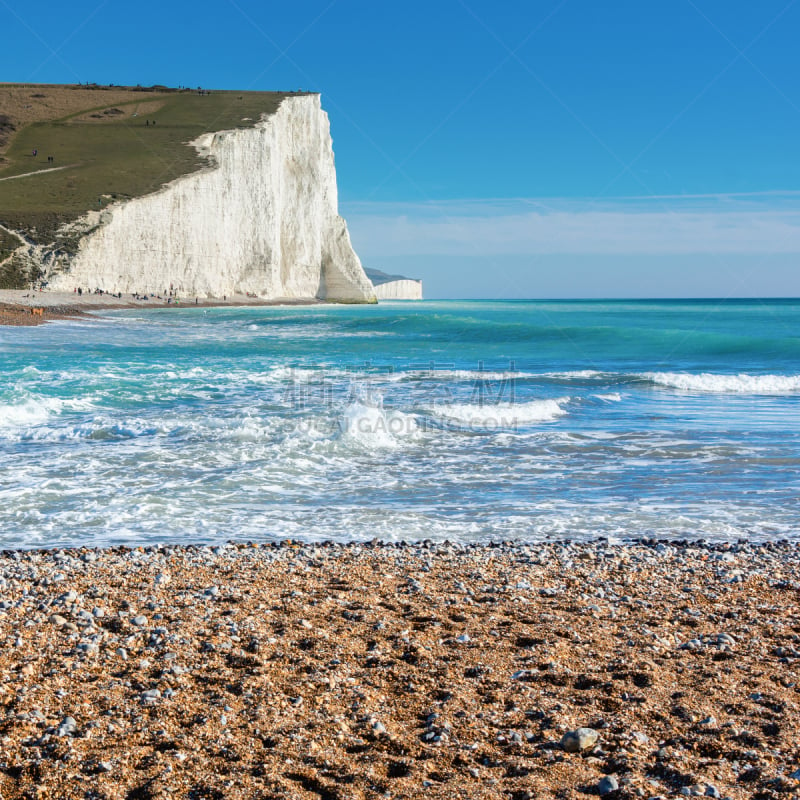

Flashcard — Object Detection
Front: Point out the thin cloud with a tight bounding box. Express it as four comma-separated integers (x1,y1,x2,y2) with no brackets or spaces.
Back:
343,195,800,257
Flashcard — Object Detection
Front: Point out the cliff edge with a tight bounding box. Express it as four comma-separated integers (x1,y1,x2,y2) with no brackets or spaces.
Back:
16,94,374,302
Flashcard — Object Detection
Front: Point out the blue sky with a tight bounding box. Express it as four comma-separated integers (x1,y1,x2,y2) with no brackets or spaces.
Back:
2,0,800,297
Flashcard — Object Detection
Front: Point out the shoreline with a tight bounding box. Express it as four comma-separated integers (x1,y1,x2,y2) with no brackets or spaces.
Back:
0,290,325,326
0,537,798,799
2,533,796,556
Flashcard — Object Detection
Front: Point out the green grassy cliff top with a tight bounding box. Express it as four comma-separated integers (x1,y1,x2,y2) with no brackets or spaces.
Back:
0,84,303,248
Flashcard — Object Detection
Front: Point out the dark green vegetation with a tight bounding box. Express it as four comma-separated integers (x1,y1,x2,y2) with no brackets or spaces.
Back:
0,227,25,289
0,84,293,286
0,114,14,149
0,226,19,260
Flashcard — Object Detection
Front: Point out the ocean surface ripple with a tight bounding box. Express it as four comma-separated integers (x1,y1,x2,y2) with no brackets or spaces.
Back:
1,299,798,548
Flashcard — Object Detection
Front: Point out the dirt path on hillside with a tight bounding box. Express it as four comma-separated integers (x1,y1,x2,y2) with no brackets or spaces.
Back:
0,163,78,182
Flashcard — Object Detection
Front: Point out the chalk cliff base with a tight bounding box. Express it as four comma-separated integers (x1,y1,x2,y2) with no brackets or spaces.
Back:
47,95,375,303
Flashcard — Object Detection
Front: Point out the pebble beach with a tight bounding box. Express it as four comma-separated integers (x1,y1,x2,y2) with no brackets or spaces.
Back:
1,539,799,800
0,291,321,327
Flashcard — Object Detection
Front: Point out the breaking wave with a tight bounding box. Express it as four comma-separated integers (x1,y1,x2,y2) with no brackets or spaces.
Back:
427,398,568,427
644,372,800,395
0,394,93,431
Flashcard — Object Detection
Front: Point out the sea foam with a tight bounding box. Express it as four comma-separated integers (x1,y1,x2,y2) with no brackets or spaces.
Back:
0,394,93,431
428,398,568,428
645,372,800,394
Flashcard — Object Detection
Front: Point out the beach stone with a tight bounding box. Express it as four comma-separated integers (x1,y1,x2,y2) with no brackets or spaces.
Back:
0,533,796,797
141,689,161,705
130,615,148,626
561,727,599,752
56,716,77,737
598,775,619,795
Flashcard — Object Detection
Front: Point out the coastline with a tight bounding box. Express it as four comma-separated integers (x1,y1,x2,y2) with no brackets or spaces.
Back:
0,290,325,326
0,538,797,799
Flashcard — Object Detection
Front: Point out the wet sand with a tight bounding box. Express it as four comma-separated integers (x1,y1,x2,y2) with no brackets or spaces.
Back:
0,302,90,326
0,538,798,799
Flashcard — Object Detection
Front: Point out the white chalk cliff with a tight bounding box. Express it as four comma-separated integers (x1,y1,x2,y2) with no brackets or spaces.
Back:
364,268,423,300
373,279,423,300
47,95,376,302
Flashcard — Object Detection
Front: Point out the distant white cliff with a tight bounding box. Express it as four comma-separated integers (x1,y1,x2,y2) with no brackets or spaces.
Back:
365,268,423,300
47,95,376,302
373,280,423,300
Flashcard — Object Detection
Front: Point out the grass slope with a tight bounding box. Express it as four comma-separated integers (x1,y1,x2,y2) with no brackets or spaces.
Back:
0,84,295,287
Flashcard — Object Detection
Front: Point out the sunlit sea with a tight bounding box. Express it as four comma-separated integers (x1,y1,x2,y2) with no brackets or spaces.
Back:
1,299,798,549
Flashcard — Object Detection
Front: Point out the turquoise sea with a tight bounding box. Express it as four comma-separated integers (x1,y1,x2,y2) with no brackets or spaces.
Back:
1,299,798,548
